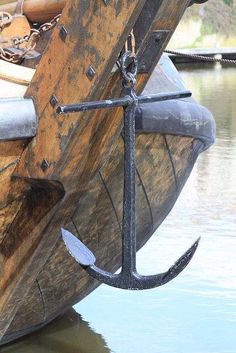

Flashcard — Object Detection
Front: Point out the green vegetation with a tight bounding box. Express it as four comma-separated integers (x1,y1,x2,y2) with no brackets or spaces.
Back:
168,0,236,48
223,0,233,6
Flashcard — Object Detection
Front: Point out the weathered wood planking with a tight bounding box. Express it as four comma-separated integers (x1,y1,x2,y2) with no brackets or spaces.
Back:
16,2,151,181
16,0,190,182
0,0,148,339
63,0,192,193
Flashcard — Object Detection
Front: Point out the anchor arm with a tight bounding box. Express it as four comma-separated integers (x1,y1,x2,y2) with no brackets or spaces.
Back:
61,229,200,290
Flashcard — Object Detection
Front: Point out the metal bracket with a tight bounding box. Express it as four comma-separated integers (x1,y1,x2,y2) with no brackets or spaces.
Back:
138,30,169,73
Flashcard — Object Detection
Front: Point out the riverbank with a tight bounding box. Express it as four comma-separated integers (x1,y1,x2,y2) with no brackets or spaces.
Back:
168,0,236,49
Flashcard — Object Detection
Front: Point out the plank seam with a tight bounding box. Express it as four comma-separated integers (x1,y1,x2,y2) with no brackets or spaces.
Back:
35,279,46,321
99,171,122,233
163,134,179,191
135,166,154,233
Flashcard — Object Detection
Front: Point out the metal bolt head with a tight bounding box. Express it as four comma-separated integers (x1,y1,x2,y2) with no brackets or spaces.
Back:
139,63,147,73
59,26,68,42
86,66,96,81
49,94,58,108
41,159,50,172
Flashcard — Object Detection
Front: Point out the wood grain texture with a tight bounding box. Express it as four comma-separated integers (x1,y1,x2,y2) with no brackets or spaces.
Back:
0,140,28,209
17,1,146,181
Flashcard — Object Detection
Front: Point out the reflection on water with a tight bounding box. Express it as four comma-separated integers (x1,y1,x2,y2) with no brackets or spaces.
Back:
1,309,110,353
3,64,236,353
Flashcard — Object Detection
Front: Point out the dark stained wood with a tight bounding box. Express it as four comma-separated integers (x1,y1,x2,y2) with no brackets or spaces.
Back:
0,140,27,206
6,281,45,332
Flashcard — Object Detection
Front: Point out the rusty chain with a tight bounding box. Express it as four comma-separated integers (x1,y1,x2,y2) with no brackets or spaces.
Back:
125,29,136,58
0,12,61,64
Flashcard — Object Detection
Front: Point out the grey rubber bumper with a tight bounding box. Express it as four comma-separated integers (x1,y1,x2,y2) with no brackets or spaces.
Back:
135,99,216,150
135,53,216,150
0,98,37,141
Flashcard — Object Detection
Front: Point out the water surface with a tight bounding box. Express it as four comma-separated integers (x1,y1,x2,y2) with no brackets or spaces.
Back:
77,64,236,353
3,64,236,353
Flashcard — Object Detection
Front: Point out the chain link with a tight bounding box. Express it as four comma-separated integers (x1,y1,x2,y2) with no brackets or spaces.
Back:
125,29,136,58
117,30,137,87
119,51,138,88
0,13,61,63
0,11,12,31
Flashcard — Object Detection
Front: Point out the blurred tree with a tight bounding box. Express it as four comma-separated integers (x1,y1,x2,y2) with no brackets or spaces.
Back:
223,0,233,5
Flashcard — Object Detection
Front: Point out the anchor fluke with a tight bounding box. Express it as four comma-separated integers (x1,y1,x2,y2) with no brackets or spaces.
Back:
161,237,200,284
62,228,96,266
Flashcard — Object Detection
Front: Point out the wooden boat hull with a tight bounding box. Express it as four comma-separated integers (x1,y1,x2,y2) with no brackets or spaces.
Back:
0,0,215,345
0,55,215,344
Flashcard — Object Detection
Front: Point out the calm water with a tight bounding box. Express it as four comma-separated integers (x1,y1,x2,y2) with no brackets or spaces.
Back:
2,64,236,353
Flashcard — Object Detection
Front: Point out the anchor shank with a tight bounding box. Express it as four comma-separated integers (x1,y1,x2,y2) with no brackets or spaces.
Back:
122,101,137,274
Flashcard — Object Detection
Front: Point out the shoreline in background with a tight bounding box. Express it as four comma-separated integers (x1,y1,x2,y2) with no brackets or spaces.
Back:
168,0,236,49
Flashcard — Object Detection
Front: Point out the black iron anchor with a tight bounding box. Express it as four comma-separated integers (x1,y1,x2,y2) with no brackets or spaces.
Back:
57,52,200,290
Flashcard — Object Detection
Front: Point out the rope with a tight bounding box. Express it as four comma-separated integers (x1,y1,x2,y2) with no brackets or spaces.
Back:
164,49,236,65
15,0,25,15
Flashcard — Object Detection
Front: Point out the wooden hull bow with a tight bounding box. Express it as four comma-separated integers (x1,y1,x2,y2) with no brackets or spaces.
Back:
0,0,214,344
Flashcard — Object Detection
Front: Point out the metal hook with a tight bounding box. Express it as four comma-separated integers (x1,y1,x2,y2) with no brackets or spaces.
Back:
58,52,199,290
119,51,138,87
